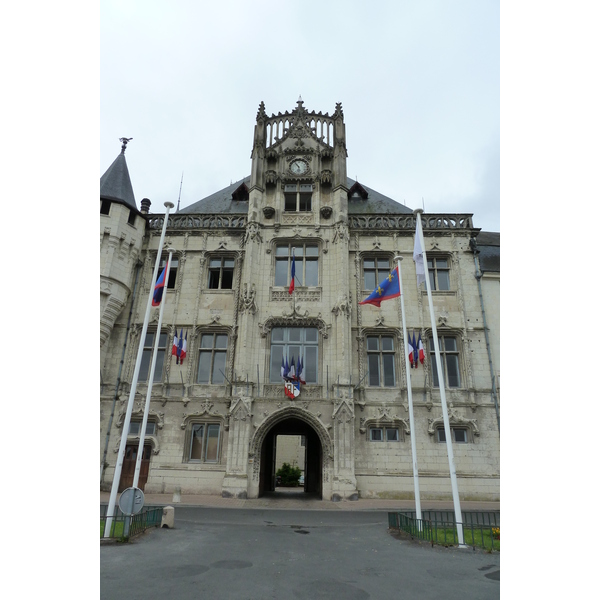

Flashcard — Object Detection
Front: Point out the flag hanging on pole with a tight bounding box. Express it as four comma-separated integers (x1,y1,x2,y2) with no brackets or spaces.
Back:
171,329,179,357
359,267,401,307
408,333,415,368
413,231,426,288
176,328,184,364
289,252,296,294
281,357,285,379
152,260,168,306
417,332,425,365
181,331,187,364
411,331,418,368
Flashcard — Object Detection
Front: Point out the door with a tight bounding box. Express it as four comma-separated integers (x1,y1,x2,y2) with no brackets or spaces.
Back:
118,444,151,492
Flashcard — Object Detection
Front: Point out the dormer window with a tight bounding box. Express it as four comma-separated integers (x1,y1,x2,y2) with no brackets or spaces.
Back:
284,183,312,212
231,183,249,202
348,181,368,201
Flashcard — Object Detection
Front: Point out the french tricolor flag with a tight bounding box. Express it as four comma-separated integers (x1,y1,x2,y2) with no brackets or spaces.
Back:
181,331,187,364
407,333,415,368
412,332,418,368
171,330,179,356
417,332,425,365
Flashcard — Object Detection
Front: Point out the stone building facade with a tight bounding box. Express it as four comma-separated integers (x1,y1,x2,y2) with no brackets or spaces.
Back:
100,100,500,502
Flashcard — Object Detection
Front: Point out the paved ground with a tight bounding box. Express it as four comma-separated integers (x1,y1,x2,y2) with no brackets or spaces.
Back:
100,506,500,600
100,487,500,513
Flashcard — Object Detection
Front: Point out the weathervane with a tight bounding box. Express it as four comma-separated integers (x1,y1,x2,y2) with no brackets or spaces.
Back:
119,137,133,153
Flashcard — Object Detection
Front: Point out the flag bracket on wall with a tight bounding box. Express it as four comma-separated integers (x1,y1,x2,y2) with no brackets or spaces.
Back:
281,353,304,399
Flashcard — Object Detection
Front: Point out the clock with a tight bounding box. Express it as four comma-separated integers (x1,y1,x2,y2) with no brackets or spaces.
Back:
290,159,308,175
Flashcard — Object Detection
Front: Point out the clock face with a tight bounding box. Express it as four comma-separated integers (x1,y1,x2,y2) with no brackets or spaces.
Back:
290,159,308,175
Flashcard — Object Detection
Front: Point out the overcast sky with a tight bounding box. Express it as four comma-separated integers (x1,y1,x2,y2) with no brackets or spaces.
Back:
101,0,500,232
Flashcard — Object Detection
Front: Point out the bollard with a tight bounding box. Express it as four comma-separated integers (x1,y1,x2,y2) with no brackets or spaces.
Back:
161,506,175,528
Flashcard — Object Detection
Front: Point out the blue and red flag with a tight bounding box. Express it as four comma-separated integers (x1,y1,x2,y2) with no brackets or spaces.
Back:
289,252,296,294
359,266,401,307
152,261,168,306
412,331,418,368
176,328,184,364
417,332,424,365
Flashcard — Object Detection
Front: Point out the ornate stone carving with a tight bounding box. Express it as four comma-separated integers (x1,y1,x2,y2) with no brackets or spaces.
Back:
270,289,321,302
332,221,349,244
427,405,480,437
262,206,275,218
332,294,351,318
239,283,257,315
241,221,263,247
181,400,226,428
320,205,332,219
358,405,409,434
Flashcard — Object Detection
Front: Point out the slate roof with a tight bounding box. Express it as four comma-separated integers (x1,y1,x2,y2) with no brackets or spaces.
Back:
178,176,414,215
100,152,137,210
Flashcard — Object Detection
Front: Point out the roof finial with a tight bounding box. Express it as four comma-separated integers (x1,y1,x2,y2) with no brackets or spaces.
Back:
297,95,303,106
119,137,133,154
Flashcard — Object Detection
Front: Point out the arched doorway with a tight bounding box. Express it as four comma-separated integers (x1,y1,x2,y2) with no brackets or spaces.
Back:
261,417,321,497
249,407,332,500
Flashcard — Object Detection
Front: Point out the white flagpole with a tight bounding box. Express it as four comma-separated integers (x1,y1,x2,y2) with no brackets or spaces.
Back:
394,256,422,522
132,247,174,491
414,209,466,547
103,202,174,538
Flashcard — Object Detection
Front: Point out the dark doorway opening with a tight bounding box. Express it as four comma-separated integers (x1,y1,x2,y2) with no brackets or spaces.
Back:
259,417,322,499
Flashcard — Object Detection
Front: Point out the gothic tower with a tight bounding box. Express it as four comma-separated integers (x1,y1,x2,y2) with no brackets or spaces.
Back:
100,139,147,367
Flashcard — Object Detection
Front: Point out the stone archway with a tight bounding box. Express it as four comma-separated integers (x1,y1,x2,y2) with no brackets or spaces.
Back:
248,406,333,499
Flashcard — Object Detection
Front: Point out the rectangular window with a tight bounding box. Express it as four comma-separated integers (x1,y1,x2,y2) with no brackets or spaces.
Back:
208,257,235,289
275,244,319,287
269,327,318,383
284,183,312,212
159,257,179,289
437,427,469,443
363,257,390,290
128,421,156,436
100,199,111,215
139,331,167,382
369,427,400,441
427,257,450,291
367,335,396,387
127,209,137,226
189,422,221,462
429,335,461,388
197,333,228,384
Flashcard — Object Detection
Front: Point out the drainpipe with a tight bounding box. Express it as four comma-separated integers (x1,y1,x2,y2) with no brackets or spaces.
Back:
470,237,500,433
100,260,142,483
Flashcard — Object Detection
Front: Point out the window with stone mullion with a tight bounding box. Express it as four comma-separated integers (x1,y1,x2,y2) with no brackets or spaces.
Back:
366,335,395,387
429,335,461,388
274,244,318,287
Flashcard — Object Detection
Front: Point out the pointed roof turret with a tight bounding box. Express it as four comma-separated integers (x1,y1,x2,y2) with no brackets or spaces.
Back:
100,137,137,210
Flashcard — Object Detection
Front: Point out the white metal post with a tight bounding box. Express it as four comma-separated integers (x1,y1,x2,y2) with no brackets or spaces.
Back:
395,256,422,522
415,209,465,547
103,202,174,538
132,248,174,490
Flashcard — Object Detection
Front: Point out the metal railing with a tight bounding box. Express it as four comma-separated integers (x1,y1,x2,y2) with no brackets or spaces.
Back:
100,506,163,540
388,511,500,551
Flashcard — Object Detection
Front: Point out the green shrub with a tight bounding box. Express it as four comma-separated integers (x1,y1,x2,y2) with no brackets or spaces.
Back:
276,462,302,486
